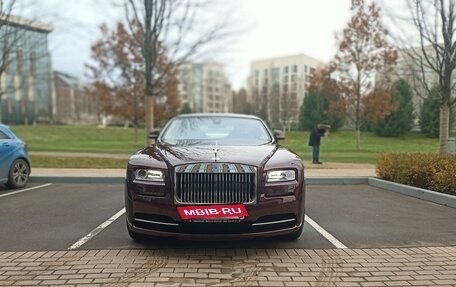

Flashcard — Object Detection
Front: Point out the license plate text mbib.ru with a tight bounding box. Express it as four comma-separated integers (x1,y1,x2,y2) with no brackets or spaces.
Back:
177,204,249,220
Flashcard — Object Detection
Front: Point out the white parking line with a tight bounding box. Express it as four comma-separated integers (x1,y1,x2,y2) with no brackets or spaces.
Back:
0,183,53,198
305,215,348,249
68,208,126,250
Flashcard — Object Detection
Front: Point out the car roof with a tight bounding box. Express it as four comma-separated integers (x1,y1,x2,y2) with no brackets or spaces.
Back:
175,113,262,120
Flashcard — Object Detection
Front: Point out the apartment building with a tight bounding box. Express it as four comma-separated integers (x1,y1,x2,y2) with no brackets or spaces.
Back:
247,54,323,127
0,15,53,124
53,71,98,124
389,47,454,129
177,61,231,113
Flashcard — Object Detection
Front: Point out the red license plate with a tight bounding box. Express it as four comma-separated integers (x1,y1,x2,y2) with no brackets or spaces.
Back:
177,204,249,220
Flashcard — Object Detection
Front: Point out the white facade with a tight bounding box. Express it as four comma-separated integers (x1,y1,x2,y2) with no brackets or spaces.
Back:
247,54,323,126
177,62,231,113
389,47,450,128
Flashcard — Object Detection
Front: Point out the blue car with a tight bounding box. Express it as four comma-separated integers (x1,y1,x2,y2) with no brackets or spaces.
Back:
0,124,31,188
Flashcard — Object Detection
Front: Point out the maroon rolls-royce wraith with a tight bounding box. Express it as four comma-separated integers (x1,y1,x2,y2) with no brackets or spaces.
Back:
125,113,305,240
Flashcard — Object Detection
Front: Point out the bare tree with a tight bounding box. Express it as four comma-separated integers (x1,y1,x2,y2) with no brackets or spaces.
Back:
401,0,456,154
123,0,235,144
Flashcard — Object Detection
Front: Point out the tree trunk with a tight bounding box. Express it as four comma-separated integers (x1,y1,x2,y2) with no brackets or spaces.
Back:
134,123,138,144
439,105,450,154
145,96,154,145
0,98,3,124
355,128,361,150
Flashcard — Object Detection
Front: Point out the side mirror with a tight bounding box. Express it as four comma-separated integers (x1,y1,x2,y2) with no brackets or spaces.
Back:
273,129,285,141
148,129,160,141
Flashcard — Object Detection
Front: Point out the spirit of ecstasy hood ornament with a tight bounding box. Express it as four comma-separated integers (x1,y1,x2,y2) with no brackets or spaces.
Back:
211,141,220,162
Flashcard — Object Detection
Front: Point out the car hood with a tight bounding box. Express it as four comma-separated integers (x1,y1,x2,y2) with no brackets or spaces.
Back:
145,143,279,168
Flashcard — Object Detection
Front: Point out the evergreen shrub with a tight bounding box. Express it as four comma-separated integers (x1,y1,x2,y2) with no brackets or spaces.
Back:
376,153,456,195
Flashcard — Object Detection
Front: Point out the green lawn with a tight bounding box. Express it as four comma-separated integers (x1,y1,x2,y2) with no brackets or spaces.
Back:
283,130,440,164
12,125,146,154
10,125,441,168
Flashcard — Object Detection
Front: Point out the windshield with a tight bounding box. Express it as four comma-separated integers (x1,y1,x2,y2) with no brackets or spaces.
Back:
160,116,273,146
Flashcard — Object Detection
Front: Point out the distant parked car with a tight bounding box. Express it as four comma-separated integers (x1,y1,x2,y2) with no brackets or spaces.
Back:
125,113,305,241
0,124,31,189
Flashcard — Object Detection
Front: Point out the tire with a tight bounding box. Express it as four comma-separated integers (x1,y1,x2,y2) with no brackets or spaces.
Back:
282,220,304,241
127,220,148,241
6,159,30,189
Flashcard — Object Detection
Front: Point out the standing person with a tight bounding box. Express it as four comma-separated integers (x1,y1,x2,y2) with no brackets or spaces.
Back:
308,123,330,164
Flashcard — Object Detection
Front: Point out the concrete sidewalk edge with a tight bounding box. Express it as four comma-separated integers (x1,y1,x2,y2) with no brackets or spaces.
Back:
369,177,456,208
29,175,456,208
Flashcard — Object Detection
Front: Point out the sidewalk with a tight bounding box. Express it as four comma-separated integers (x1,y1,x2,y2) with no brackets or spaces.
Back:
1,246,455,286
31,163,376,178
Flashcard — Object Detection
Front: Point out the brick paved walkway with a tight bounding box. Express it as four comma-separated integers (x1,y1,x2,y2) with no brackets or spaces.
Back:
1,247,455,286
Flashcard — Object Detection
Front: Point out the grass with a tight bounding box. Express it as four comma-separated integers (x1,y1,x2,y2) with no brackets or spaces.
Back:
10,125,441,168
30,155,128,169
12,125,146,154
283,130,440,164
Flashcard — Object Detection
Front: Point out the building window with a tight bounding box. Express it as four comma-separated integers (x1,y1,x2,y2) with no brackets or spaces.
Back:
283,66,289,74
304,65,308,73
283,75,288,83
309,67,315,74
17,49,24,74
30,52,36,76
3,48,9,73
291,83,297,91
264,69,268,76
292,65,297,73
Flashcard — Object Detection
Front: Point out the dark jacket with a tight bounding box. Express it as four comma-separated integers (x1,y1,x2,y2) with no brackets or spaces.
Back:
308,126,325,146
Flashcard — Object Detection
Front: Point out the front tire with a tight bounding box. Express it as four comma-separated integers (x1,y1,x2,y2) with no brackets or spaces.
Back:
127,220,148,241
6,159,30,189
282,220,304,241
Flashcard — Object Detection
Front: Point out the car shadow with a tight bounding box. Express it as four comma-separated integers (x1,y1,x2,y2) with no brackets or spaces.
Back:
130,235,308,249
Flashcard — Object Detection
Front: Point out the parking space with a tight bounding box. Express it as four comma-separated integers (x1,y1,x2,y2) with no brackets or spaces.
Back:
308,185,456,248
0,183,123,251
0,182,455,251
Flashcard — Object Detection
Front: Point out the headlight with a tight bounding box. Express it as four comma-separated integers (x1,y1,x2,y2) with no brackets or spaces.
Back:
135,169,165,182
266,170,296,182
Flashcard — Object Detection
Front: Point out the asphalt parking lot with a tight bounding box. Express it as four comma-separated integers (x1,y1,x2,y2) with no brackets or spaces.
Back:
1,182,455,252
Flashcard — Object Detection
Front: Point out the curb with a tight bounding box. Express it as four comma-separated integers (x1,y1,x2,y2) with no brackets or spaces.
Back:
30,176,369,185
368,177,456,208
29,176,456,209
305,177,368,185
30,176,125,184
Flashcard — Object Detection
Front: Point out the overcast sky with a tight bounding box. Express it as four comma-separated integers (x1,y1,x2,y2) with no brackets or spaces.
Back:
27,0,405,90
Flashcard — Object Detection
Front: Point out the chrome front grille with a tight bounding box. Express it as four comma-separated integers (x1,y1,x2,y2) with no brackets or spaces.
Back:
175,163,256,204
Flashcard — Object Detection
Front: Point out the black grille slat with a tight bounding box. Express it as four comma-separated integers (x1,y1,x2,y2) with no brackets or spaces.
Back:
175,164,256,204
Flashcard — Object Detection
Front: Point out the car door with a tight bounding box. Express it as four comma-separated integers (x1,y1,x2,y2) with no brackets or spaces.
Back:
0,128,15,181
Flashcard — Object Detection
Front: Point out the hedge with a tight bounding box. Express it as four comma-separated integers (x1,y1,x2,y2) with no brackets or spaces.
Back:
376,153,456,196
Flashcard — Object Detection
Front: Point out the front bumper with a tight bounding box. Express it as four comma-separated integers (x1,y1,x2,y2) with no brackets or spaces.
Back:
125,179,305,239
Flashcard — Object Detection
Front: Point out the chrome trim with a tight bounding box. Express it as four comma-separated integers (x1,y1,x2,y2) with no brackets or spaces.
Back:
134,218,179,226
251,218,296,227
174,163,257,205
